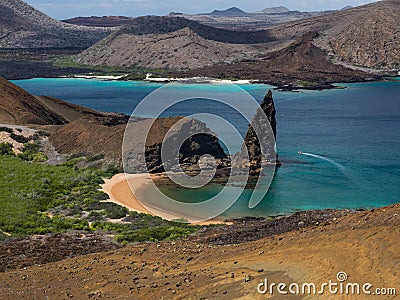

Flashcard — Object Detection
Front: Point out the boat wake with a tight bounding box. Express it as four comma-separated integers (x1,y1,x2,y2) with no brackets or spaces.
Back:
298,151,346,172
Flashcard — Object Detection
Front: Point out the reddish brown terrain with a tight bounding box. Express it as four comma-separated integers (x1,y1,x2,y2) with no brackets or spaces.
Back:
171,32,374,89
0,76,127,126
0,204,398,299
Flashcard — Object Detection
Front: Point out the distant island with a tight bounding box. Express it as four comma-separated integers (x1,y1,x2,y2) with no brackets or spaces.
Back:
1,0,398,88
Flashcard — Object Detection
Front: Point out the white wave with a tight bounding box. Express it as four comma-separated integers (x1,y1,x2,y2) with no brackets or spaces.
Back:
300,152,346,172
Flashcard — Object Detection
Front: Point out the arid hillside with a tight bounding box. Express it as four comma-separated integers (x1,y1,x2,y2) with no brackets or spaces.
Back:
172,32,372,88
76,16,272,69
0,76,127,126
77,1,399,74
0,0,112,49
77,27,260,70
269,0,400,70
0,76,68,125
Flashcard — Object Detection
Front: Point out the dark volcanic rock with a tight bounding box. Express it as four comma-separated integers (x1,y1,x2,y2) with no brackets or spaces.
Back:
62,16,134,27
192,209,354,245
0,232,121,272
239,90,279,174
123,117,229,174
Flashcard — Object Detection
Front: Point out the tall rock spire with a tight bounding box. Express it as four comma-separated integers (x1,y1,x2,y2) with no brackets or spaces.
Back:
241,90,279,174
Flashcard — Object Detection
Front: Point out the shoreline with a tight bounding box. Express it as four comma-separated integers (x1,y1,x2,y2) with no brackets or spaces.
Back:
14,74,398,93
13,74,398,92
101,173,378,228
101,173,231,226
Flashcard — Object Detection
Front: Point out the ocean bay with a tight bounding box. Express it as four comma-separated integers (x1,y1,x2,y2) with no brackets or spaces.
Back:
13,78,400,218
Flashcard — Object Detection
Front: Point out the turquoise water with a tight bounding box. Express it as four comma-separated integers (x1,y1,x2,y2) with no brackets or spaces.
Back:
13,78,400,217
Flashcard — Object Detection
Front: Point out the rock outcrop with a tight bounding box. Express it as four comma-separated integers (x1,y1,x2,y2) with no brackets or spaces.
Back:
239,90,279,174
123,117,228,173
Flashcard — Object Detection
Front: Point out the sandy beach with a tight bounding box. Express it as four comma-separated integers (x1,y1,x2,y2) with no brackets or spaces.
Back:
101,173,229,225
144,74,253,84
69,75,127,80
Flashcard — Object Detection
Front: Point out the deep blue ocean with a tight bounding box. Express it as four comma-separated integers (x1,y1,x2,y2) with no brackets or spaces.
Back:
12,78,400,218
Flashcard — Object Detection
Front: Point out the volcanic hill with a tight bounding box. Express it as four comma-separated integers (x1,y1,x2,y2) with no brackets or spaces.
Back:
76,16,272,70
268,0,400,70
0,0,111,49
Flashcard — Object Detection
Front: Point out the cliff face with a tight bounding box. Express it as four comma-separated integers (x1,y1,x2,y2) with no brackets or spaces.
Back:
314,0,400,69
240,90,278,174
123,117,228,174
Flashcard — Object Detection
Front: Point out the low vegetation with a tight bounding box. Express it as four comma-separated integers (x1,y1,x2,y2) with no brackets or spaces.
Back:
0,151,198,243
0,127,14,134
53,56,166,79
0,143,13,155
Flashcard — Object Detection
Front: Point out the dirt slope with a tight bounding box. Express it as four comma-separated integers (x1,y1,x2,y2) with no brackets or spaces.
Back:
0,204,398,299
77,27,259,70
0,76,127,126
0,76,67,125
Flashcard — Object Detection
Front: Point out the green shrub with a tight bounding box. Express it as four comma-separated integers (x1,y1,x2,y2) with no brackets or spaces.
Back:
87,211,105,222
87,202,128,219
115,226,196,243
17,142,48,162
9,133,30,143
0,155,199,242
0,142,13,155
87,153,105,162
37,130,51,137
0,126,13,134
